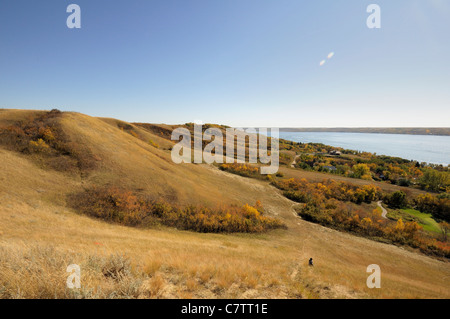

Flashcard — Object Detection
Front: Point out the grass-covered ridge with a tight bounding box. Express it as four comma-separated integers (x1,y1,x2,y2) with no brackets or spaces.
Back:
0,109,97,173
1,109,449,299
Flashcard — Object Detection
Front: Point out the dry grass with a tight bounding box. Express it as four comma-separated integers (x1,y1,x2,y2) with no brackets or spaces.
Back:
0,109,449,299
0,245,144,299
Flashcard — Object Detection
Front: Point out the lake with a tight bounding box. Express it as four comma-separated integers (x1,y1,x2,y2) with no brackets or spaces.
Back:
278,132,450,166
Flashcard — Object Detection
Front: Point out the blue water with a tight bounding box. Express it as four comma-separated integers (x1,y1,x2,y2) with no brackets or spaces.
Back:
279,132,450,166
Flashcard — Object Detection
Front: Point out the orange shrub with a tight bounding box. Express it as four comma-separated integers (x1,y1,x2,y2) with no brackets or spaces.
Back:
219,163,259,177
68,187,286,234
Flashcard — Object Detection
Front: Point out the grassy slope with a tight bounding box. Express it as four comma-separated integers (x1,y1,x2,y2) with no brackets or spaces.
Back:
387,209,443,234
402,209,441,234
0,109,449,299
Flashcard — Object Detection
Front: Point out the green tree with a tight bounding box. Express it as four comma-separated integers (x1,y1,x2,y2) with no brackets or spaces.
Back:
387,191,407,209
419,170,449,192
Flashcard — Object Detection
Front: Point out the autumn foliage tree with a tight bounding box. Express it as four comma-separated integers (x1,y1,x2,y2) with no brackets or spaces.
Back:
386,191,408,209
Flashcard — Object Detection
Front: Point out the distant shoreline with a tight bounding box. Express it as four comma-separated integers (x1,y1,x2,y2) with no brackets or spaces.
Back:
278,128,450,136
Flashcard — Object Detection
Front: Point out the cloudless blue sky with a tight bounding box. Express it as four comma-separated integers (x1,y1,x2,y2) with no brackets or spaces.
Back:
1,0,449,127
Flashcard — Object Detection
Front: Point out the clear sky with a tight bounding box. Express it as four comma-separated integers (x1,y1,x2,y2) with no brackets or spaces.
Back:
1,0,449,127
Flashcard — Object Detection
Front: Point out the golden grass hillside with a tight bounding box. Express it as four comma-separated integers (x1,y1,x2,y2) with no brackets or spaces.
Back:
0,109,449,299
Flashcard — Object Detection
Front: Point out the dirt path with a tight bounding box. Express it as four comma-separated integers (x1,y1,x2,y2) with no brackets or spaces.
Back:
377,200,388,219
290,155,300,168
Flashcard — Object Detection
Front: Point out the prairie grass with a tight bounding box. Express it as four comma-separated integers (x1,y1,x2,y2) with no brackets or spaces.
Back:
1,109,449,299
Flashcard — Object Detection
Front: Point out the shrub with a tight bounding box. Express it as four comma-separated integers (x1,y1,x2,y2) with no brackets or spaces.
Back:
68,187,286,234
283,190,310,203
148,139,159,148
102,254,132,281
29,138,50,153
219,163,259,177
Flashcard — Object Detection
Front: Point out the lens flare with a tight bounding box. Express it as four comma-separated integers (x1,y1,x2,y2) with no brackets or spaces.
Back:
319,60,326,66
328,52,335,59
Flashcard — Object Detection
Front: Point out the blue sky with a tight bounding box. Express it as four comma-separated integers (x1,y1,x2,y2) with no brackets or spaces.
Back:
0,0,449,127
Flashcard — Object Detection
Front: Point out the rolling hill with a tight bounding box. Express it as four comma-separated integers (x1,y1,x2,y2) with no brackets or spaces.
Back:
0,109,449,299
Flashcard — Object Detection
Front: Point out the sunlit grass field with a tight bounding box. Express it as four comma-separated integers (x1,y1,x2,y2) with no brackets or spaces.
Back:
1,109,449,299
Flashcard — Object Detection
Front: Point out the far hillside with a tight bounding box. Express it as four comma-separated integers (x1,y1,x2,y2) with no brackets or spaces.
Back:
280,127,450,136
